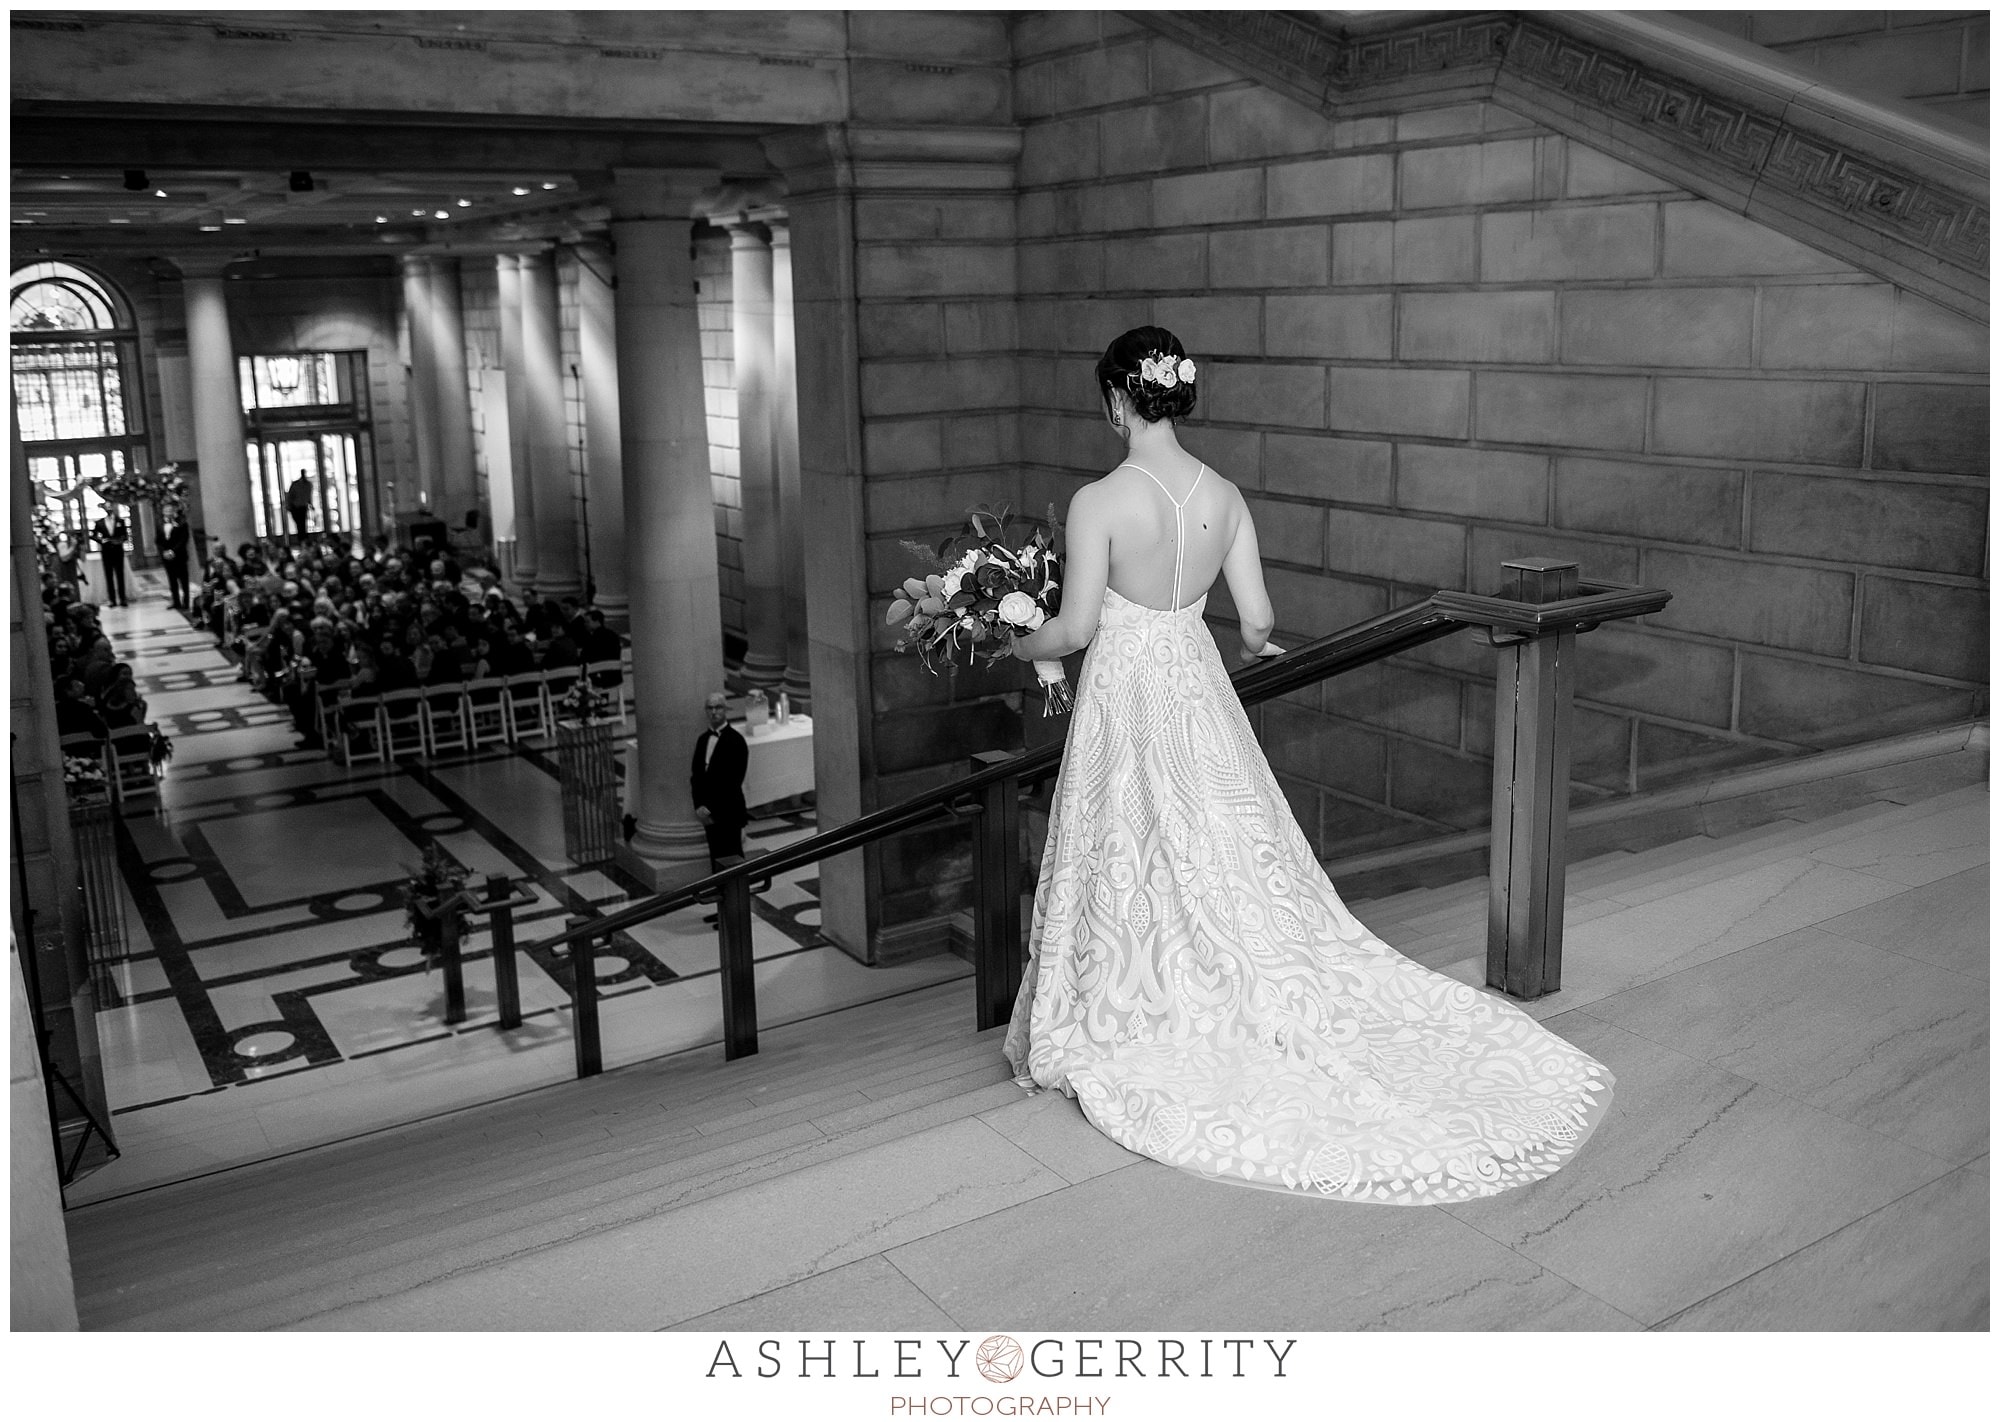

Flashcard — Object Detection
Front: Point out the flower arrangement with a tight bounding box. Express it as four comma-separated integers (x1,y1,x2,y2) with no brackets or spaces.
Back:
887,503,1072,715
403,841,471,963
555,676,611,724
62,752,109,797
1138,355,1197,391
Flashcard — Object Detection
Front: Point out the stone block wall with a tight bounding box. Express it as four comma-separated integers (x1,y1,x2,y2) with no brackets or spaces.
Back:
1681,10,1990,129
695,228,745,649
1009,14,1988,861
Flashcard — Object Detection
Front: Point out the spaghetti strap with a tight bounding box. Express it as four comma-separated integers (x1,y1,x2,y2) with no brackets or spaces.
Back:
1118,461,1205,611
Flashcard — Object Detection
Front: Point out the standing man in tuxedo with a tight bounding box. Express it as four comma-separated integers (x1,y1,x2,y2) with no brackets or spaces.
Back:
690,691,749,922
159,508,191,611
92,510,129,607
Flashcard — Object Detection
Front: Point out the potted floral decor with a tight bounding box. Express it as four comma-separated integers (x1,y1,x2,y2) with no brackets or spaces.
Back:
403,841,471,965
554,677,619,865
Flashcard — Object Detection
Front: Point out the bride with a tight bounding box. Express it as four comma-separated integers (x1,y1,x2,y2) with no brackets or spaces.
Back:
1002,326,1612,1204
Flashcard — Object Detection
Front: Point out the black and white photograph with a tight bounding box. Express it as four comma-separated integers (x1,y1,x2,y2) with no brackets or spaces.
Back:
7,4,1988,1401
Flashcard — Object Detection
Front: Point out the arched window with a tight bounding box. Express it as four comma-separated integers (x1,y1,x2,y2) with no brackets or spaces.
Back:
11,261,149,538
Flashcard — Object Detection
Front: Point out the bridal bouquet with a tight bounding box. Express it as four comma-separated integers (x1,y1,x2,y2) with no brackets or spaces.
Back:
887,503,1072,715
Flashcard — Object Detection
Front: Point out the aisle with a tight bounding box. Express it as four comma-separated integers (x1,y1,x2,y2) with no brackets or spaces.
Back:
75,584,969,1205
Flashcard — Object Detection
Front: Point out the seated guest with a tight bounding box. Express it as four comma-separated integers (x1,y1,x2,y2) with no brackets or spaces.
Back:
56,680,108,740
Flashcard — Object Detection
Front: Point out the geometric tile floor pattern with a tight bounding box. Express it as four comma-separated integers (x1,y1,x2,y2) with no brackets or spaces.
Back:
72,583,969,1205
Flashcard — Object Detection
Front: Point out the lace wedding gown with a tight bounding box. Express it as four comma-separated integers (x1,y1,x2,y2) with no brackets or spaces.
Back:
1002,464,1613,1204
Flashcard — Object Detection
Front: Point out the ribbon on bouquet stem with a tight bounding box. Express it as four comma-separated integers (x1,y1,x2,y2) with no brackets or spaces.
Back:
1032,658,1072,716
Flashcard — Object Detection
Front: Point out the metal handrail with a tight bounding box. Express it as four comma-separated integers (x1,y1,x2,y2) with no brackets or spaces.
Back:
535,576,1668,955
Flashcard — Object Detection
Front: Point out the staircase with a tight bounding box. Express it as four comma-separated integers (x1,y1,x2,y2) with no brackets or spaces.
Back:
67,783,1987,1331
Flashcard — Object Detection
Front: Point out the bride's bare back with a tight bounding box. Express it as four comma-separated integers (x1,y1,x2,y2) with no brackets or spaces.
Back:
1100,456,1238,612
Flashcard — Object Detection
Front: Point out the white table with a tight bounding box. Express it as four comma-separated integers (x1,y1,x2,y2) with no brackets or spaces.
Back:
621,714,815,814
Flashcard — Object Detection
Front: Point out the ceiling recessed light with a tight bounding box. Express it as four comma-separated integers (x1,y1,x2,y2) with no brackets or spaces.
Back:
14,219,33,226
223,216,248,225
154,188,168,198
541,182,558,190
375,215,388,224
434,210,450,220
511,186,529,196
411,208,426,217
199,224,222,232
456,198,471,208
109,217,131,224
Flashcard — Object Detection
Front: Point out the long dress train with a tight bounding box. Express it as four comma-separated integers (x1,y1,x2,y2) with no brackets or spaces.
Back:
1002,580,1614,1204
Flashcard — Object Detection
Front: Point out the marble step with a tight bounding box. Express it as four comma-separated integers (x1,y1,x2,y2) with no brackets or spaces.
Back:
1584,794,1968,906
83,1053,1021,1331
76,1025,1023,1329
69,980,990,1253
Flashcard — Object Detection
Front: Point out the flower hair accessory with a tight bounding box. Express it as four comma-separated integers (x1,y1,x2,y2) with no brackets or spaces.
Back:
1134,354,1197,392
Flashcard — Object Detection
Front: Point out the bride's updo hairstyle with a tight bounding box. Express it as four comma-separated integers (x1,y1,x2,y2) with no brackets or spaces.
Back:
1097,325,1198,424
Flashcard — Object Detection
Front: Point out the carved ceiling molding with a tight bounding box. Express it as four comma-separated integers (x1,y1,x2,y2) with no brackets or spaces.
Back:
1134,10,1987,318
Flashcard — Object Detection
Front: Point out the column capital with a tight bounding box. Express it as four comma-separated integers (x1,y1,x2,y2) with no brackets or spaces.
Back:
608,167,718,223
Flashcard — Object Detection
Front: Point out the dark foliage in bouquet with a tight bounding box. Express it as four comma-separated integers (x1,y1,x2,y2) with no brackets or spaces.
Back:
887,502,1073,715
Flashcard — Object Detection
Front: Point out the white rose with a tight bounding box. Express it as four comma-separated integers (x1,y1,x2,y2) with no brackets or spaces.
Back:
941,568,965,599
997,591,1039,627
1177,358,1197,384
1025,606,1047,631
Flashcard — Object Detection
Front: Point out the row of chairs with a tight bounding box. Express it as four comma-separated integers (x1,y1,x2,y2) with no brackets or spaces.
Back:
60,725,161,804
325,661,630,765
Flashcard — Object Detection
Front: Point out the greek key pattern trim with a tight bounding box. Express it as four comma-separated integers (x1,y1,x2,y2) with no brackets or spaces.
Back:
1140,10,1986,277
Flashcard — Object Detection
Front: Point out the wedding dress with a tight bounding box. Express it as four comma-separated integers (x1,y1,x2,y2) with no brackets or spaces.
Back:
1003,462,1613,1204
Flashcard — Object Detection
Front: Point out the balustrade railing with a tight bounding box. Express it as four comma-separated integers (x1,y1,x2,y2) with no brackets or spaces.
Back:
520,558,1668,1076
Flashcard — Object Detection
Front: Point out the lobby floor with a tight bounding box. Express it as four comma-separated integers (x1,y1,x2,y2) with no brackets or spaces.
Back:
71,583,969,1206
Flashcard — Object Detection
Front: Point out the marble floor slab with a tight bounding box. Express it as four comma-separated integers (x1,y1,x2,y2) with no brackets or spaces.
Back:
1815,866,1988,980
1657,1166,1988,1330
886,1149,1639,1331
669,1253,959,1331
288,1115,1071,1329
1439,855,1911,1016
1581,925,1989,1165
1437,1014,1953,1325
976,1090,1147,1185
1806,799,1988,887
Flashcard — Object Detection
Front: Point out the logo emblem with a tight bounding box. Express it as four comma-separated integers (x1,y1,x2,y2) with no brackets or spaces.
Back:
975,1334,1024,1383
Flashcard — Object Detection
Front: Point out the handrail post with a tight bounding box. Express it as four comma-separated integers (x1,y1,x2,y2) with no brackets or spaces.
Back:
971,749,1023,1031
717,871,758,1060
572,930,602,1078
439,903,467,1026
1486,558,1579,1000
485,874,521,1031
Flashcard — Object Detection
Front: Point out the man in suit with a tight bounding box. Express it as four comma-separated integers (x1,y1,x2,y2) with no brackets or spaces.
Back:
159,510,191,611
690,691,749,922
92,511,129,607
285,471,314,543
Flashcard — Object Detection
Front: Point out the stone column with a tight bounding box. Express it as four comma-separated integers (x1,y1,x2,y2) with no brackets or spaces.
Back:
519,248,581,601
400,256,442,511
770,220,811,710
178,259,256,552
725,218,787,692
425,258,480,534
573,240,628,627
496,253,537,592
610,168,726,891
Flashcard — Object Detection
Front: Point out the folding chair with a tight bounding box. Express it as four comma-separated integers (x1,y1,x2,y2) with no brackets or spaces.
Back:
540,665,579,724
107,724,158,804
503,673,550,742
313,678,352,747
333,694,384,766
462,677,511,749
377,689,427,759
421,682,470,757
